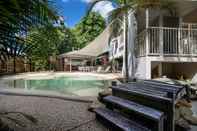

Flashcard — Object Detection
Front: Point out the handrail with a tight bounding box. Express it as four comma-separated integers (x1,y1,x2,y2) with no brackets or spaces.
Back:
149,26,197,31
136,26,197,57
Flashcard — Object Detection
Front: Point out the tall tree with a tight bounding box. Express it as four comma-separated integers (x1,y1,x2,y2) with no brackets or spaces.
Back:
0,0,58,72
88,0,175,81
26,24,66,71
73,12,106,48
57,27,78,54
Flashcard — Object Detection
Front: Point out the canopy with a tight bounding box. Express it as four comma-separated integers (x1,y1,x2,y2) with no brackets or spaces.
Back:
59,25,110,58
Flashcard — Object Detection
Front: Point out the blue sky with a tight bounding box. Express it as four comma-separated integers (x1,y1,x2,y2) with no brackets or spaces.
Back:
55,0,115,27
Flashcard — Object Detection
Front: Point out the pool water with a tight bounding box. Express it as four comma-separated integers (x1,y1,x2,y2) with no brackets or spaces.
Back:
1,76,108,96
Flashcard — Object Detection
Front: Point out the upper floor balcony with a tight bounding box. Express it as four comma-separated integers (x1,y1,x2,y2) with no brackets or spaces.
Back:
136,23,197,57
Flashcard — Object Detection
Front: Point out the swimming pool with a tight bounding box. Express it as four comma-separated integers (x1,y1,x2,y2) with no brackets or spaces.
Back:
0,75,109,97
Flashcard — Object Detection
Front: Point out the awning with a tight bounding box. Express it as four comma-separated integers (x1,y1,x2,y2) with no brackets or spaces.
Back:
59,25,110,58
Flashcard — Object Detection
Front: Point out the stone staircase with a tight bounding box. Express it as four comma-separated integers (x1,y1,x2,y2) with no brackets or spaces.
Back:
94,80,187,131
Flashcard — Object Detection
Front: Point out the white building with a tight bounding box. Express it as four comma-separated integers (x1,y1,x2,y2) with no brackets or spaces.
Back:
109,0,197,80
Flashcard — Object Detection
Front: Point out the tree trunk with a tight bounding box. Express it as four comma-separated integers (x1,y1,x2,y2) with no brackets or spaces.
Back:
124,0,129,82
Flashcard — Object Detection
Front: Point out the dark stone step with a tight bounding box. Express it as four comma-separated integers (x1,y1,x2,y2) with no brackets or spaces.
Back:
143,80,183,88
103,96,165,131
95,107,151,131
104,96,164,121
142,80,186,100
117,84,168,97
112,86,174,131
128,82,177,93
112,86,172,103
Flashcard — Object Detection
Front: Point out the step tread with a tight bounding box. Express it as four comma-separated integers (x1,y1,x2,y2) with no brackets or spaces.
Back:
112,86,172,102
125,83,169,94
104,96,164,121
128,82,177,93
95,107,150,131
116,84,167,97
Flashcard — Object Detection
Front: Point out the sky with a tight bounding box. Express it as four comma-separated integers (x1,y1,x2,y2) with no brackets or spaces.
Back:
56,0,115,27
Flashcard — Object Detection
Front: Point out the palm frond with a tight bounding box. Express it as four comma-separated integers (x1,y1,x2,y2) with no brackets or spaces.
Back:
0,0,59,65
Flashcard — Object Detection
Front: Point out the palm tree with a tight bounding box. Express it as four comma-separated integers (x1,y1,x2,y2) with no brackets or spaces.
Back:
0,0,58,73
88,0,175,82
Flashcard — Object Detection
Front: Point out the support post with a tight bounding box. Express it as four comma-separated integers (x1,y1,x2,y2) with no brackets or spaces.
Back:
145,9,150,56
69,58,72,72
178,17,183,54
159,14,164,56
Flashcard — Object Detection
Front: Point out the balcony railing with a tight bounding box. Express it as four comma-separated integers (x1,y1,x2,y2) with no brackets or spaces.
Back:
136,26,197,57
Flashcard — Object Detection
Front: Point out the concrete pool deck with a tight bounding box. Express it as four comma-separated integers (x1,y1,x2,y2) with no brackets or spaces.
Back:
0,95,108,131
0,95,197,131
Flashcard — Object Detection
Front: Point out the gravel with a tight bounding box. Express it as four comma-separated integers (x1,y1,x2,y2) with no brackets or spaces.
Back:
0,95,108,131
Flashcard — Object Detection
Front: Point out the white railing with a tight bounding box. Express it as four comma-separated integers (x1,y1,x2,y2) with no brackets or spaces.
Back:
136,26,197,57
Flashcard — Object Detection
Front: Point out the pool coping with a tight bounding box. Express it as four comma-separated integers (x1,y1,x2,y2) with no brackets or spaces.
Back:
0,89,94,103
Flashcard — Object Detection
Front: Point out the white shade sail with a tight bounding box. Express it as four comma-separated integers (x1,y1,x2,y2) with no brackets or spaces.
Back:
59,26,110,58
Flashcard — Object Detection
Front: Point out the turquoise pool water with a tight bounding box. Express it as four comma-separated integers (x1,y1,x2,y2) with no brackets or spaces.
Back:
2,76,108,96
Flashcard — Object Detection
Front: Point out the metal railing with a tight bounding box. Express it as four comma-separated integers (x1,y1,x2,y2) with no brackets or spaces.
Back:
136,26,197,57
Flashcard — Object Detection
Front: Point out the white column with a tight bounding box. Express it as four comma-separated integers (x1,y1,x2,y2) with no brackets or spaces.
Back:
159,15,164,56
122,13,126,77
145,9,150,56
178,17,183,54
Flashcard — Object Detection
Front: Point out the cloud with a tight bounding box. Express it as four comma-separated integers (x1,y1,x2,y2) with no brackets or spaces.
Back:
81,0,115,18
62,0,115,18
91,1,115,18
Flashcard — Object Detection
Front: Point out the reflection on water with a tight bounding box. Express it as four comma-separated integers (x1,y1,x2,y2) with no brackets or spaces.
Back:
1,76,108,96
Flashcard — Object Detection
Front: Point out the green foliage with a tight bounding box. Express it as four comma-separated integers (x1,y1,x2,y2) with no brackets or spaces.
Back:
0,0,58,72
26,24,78,70
58,27,78,54
27,25,60,69
73,12,106,48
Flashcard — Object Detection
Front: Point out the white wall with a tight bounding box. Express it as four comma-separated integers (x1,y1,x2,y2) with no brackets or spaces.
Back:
134,57,151,79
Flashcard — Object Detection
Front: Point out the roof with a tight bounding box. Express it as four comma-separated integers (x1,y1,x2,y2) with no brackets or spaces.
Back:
59,25,110,58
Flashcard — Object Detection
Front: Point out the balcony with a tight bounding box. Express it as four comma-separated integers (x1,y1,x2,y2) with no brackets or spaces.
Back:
136,25,197,57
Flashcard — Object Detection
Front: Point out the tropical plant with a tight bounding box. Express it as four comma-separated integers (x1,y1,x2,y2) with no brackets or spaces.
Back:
26,24,66,71
0,0,58,73
58,27,78,54
88,0,175,81
73,12,106,48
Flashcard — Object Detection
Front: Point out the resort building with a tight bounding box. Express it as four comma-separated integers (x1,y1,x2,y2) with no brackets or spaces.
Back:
110,0,197,80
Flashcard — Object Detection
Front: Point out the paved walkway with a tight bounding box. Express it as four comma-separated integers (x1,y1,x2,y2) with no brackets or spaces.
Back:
0,95,107,131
